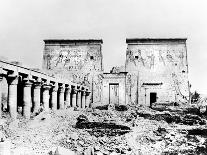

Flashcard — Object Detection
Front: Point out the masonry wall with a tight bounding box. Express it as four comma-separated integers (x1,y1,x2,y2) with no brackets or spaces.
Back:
125,39,190,106
102,73,126,106
42,40,103,104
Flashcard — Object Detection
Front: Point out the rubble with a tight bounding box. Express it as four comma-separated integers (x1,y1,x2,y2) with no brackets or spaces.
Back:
0,103,207,155
182,114,206,125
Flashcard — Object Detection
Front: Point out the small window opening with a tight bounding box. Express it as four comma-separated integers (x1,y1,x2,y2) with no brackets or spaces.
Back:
90,56,94,60
175,63,177,66
135,56,138,59
182,70,185,73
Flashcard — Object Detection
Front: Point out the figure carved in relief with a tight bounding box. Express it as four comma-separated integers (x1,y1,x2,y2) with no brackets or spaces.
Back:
137,49,145,66
72,74,78,83
64,52,71,67
166,50,173,62
82,73,90,86
148,53,155,69
55,51,65,67
159,50,166,66
46,53,54,69
126,50,136,66
172,73,188,102
126,74,132,97
178,51,184,66
127,49,145,66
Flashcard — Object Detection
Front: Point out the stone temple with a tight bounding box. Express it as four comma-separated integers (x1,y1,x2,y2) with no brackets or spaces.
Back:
42,38,190,107
42,39,103,105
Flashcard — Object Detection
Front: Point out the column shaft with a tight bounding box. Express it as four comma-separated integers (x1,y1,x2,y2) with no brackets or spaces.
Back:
85,92,91,108
77,90,81,108
51,83,58,110
65,86,71,108
42,84,50,111
0,75,3,118
81,91,86,108
71,89,77,107
8,74,18,119
23,79,32,119
58,85,65,109
33,83,41,113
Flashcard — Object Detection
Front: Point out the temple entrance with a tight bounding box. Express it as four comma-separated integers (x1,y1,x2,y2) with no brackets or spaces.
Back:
150,92,157,107
109,84,119,105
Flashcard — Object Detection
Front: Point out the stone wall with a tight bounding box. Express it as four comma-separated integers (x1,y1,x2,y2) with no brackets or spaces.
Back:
42,40,103,104
125,39,190,106
102,73,127,106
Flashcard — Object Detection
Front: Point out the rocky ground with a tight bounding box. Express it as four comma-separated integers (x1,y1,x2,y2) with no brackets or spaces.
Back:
0,104,207,155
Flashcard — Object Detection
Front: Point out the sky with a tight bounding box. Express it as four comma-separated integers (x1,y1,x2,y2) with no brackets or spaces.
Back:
0,0,207,94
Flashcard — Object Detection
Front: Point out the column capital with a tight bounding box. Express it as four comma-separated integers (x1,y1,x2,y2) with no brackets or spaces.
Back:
51,83,58,92
72,88,78,94
7,72,19,85
58,84,65,93
33,78,42,87
0,75,3,81
76,87,82,93
82,91,86,96
42,83,51,90
22,77,33,87
0,68,4,81
65,85,71,91
86,91,91,96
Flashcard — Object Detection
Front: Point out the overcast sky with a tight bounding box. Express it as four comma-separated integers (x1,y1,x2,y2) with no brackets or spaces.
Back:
0,0,207,94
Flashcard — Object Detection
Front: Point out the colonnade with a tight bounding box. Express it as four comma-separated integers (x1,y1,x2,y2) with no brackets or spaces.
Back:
0,62,91,120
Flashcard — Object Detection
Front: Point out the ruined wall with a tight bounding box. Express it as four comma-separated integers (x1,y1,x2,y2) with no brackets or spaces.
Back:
102,73,127,106
42,40,103,104
125,39,190,106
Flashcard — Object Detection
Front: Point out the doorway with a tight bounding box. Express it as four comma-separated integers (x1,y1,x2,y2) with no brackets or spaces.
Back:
150,92,157,107
109,84,119,105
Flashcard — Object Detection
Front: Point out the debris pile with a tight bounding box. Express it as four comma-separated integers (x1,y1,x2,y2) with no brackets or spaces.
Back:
0,104,207,155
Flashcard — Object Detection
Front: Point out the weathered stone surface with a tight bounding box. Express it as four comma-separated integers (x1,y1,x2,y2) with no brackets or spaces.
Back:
7,73,18,119
125,38,190,106
43,40,103,105
58,84,65,109
33,80,42,113
102,73,127,106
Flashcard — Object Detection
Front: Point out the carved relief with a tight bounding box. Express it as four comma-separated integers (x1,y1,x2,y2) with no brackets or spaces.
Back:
159,50,166,66
126,47,186,70
126,43,189,105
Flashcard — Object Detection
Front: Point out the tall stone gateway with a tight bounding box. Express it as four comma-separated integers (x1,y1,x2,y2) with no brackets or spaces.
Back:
125,38,190,106
42,39,103,105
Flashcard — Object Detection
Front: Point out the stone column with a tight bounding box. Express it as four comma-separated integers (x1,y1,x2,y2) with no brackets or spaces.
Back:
71,87,77,107
33,78,42,113
7,72,18,119
77,89,82,108
81,91,86,108
22,77,32,119
42,82,51,112
58,84,65,110
85,91,91,108
65,85,71,108
0,73,3,118
51,83,58,110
